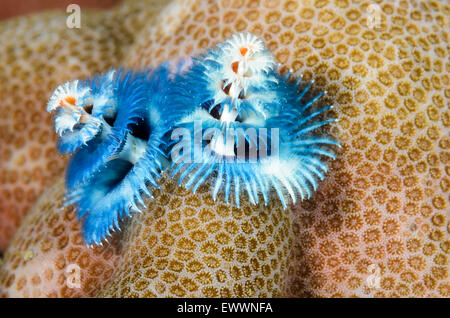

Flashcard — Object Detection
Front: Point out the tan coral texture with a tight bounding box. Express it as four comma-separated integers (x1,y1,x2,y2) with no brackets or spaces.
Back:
0,0,165,250
0,0,449,298
0,177,122,297
98,175,292,297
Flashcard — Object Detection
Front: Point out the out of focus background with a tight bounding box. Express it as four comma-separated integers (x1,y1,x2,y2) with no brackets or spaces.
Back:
0,0,120,20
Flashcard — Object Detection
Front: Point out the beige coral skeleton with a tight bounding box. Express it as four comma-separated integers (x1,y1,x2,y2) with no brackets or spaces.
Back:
0,0,448,297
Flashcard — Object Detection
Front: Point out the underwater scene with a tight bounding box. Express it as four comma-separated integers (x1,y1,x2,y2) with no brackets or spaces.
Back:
0,0,448,302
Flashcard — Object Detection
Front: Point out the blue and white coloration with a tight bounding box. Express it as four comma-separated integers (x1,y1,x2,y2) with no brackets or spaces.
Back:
47,66,172,245
168,33,340,209
46,71,115,155
47,32,340,246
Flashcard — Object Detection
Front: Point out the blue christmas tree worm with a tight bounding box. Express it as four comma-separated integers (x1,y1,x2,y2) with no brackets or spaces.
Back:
47,66,171,245
47,33,339,246
168,33,340,209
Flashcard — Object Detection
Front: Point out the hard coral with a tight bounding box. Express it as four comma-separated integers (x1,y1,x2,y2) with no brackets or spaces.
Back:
0,0,449,298
0,0,167,250
0,177,122,297
98,174,293,297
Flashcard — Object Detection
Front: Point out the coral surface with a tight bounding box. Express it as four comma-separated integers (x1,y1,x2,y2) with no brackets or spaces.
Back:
0,177,122,297
0,0,449,297
0,0,166,250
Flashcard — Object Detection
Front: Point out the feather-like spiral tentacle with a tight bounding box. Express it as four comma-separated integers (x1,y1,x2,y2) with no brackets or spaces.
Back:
167,33,340,208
